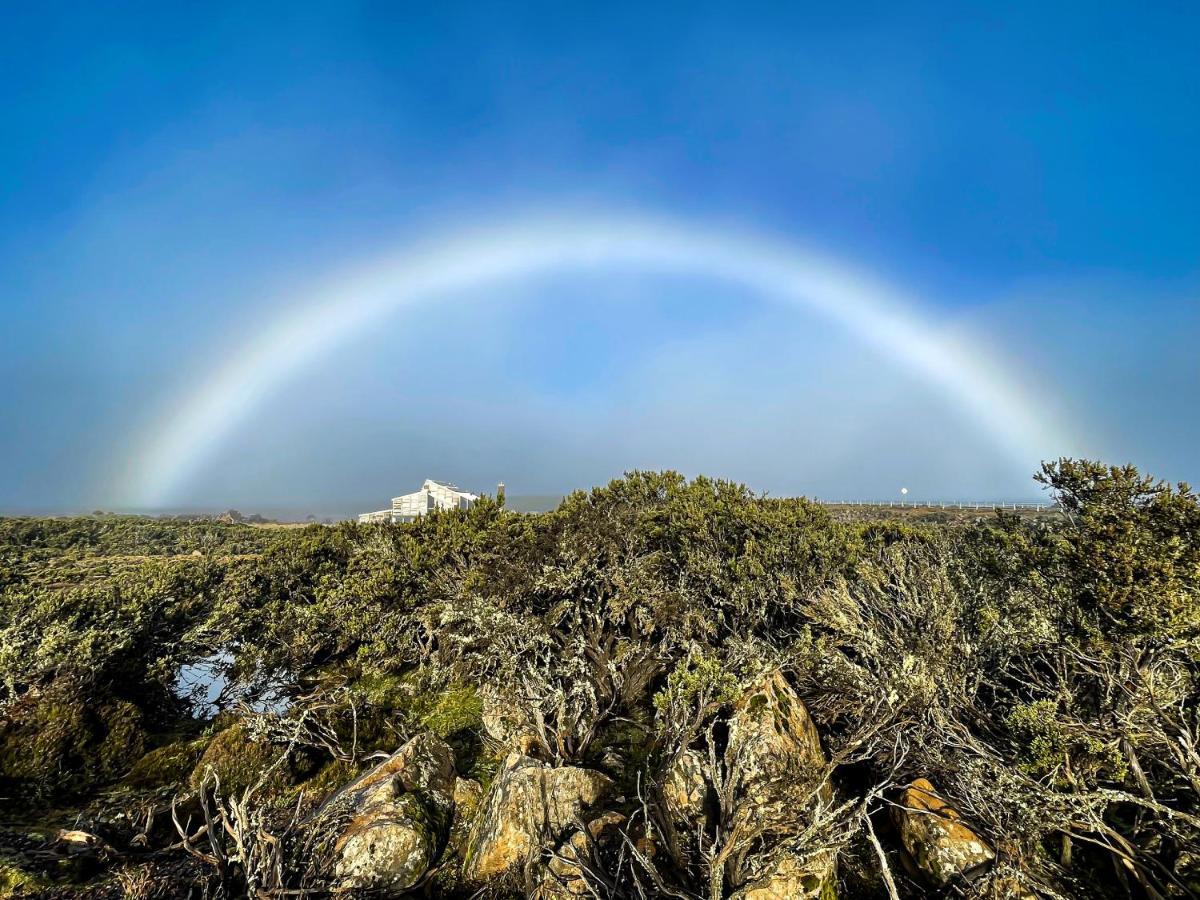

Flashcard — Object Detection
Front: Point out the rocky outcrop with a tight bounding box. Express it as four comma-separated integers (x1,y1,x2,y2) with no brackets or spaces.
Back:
334,793,437,891
463,752,613,882
726,670,832,817
328,733,457,892
891,778,994,886
536,811,626,898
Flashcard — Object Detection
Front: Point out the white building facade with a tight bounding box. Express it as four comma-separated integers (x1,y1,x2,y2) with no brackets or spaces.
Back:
358,479,480,524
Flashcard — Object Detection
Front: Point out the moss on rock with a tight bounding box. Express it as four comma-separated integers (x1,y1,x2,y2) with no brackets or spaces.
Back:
95,700,147,779
0,685,150,800
125,738,208,789
189,723,285,796
291,757,358,806
0,859,48,898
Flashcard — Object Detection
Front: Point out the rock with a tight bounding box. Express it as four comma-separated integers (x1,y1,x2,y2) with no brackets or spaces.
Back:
328,733,457,892
598,747,627,778
393,732,457,814
733,852,837,900
189,723,283,796
891,778,994,886
54,830,110,856
662,748,709,830
326,733,456,817
481,684,540,755
725,670,836,899
463,752,613,882
536,811,626,898
334,793,437,891
449,777,485,855
726,670,831,816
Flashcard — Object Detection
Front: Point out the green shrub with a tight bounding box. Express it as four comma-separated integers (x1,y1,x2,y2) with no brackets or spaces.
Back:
1006,699,1127,787
1,463,1197,899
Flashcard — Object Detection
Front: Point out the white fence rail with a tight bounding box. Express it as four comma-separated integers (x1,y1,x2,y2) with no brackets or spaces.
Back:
818,500,1058,511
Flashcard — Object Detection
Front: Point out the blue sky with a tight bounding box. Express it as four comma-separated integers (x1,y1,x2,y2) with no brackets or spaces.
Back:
1,2,1197,513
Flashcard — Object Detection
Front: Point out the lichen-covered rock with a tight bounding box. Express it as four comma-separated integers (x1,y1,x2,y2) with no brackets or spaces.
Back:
732,852,838,900
480,684,540,754
891,778,994,885
328,733,457,892
662,748,709,829
335,792,436,891
393,732,457,813
463,752,613,882
725,670,836,899
727,670,831,816
536,811,626,899
449,776,485,855
325,733,456,816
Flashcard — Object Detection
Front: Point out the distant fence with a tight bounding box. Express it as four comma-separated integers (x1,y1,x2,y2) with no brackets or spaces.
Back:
818,500,1058,511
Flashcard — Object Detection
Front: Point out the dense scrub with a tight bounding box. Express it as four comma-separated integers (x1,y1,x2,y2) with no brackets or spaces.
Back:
0,461,1197,899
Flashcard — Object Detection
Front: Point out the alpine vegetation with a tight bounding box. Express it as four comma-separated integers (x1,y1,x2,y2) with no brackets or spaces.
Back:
1,460,1198,899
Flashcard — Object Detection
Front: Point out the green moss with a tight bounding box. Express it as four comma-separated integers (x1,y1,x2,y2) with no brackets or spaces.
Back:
468,750,500,792
0,697,89,783
405,784,450,838
125,738,208,789
290,757,358,804
189,723,285,796
96,700,147,779
0,687,149,799
415,684,483,739
0,860,47,898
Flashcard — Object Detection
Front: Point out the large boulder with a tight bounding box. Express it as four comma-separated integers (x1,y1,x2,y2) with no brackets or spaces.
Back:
726,670,832,818
463,752,613,882
724,671,837,900
334,793,438,892
328,733,457,892
891,778,994,886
